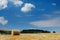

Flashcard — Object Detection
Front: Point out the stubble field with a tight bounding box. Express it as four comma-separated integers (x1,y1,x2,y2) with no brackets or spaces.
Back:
0,33,60,40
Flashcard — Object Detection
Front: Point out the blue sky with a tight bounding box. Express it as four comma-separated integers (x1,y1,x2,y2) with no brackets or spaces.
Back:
0,0,60,32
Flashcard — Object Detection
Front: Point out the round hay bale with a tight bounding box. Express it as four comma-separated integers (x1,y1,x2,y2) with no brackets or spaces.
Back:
11,30,20,36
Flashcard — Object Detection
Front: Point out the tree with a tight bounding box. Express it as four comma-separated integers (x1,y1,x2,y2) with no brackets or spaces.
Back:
53,31,56,33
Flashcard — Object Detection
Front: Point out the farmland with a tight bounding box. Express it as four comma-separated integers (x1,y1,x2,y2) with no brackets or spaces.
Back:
0,33,60,40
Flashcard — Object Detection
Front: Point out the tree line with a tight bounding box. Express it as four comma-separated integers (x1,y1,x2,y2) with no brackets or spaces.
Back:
21,29,56,33
0,30,11,35
0,29,56,34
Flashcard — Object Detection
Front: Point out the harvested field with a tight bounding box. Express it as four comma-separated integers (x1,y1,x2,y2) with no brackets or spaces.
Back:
0,33,60,40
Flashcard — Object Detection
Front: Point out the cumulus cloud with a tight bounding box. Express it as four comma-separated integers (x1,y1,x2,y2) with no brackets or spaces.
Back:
10,0,23,6
0,0,35,12
0,17,8,25
30,17,60,27
21,3,35,12
0,0,8,10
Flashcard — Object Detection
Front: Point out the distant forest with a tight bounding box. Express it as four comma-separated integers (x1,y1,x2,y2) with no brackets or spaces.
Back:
0,29,56,34
21,29,51,33
0,30,11,34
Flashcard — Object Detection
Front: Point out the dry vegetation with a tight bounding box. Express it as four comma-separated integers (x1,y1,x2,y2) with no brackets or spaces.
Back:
0,33,60,40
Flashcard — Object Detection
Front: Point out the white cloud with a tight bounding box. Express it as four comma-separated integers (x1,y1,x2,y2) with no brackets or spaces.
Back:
39,9,45,11
30,17,60,27
53,11,60,14
0,0,35,12
26,15,35,16
10,0,23,6
0,17,8,25
16,15,22,17
0,0,8,10
21,3,35,12
52,3,56,6
43,14,53,18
